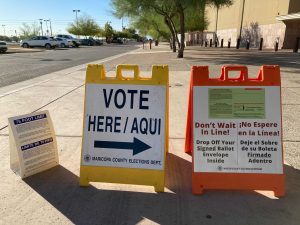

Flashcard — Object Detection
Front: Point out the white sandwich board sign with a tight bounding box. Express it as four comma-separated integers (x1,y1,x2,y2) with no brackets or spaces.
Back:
8,110,59,178
82,84,166,170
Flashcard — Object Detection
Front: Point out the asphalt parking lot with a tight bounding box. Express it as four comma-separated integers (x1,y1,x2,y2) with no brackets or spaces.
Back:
0,44,139,87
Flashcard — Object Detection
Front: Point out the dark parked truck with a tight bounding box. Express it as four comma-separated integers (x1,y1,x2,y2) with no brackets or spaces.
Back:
80,38,103,46
0,41,8,53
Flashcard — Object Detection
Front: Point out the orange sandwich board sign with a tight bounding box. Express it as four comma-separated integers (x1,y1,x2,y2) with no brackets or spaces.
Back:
80,64,168,192
185,65,285,196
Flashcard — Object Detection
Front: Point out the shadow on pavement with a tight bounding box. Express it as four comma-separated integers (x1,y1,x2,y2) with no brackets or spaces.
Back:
184,49,300,72
24,153,300,225
40,58,72,62
1,50,43,54
52,48,70,51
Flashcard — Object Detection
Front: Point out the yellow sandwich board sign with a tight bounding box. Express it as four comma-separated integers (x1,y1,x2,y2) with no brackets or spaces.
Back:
80,64,169,192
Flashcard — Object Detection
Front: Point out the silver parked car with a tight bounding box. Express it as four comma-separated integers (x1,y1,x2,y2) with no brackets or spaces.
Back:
55,34,80,47
20,36,58,49
54,37,73,48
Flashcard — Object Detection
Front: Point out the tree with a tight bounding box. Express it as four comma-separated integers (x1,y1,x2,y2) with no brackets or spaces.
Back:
112,0,179,52
148,1,180,52
115,28,143,41
103,22,115,42
0,36,11,42
112,0,220,58
174,0,186,58
116,31,128,39
207,0,233,43
167,0,210,57
185,1,207,32
131,11,170,41
67,15,102,37
125,28,138,39
19,22,40,39
67,24,81,36
11,36,20,42
96,28,105,38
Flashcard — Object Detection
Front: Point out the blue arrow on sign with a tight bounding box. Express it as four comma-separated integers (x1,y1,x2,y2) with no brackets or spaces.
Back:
94,137,151,155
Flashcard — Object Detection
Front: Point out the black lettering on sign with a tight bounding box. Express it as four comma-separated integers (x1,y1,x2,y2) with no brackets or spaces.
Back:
97,116,104,132
127,90,138,109
114,89,126,109
140,90,149,109
103,89,113,108
88,115,122,133
88,115,96,132
130,117,161,135
102,89,149,110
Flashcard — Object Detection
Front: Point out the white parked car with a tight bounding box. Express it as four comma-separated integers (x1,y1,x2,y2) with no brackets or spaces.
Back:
20,36,58,49
55,34,80,47
54,37,73,48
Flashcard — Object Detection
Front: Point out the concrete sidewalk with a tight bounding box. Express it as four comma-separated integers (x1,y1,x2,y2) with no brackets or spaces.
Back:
0,44,300,225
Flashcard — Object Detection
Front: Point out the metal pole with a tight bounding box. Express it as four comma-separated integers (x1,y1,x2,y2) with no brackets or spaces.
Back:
215,7,219,44
259,38,263,50
293,37,299,53
275,38,279,52
246,39,250,50
236,38,240,49
2,25,5,36
73,10,80,38
73,10,80,26
49,19,53,36
39,19,43,36
238,0,246,41
44,20,49,36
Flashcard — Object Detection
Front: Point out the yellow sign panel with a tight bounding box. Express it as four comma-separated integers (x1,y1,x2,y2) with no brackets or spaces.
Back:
80,64,169,192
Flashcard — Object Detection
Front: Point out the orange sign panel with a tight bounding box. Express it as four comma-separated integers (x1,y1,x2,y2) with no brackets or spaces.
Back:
185,65,285,197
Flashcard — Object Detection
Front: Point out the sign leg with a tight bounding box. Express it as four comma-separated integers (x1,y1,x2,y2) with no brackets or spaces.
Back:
79,178,89,187
154,182,165,192
192,178,204,194
192,186,204,195
79,170,90,187
185,73,193,153
273,181,285,197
